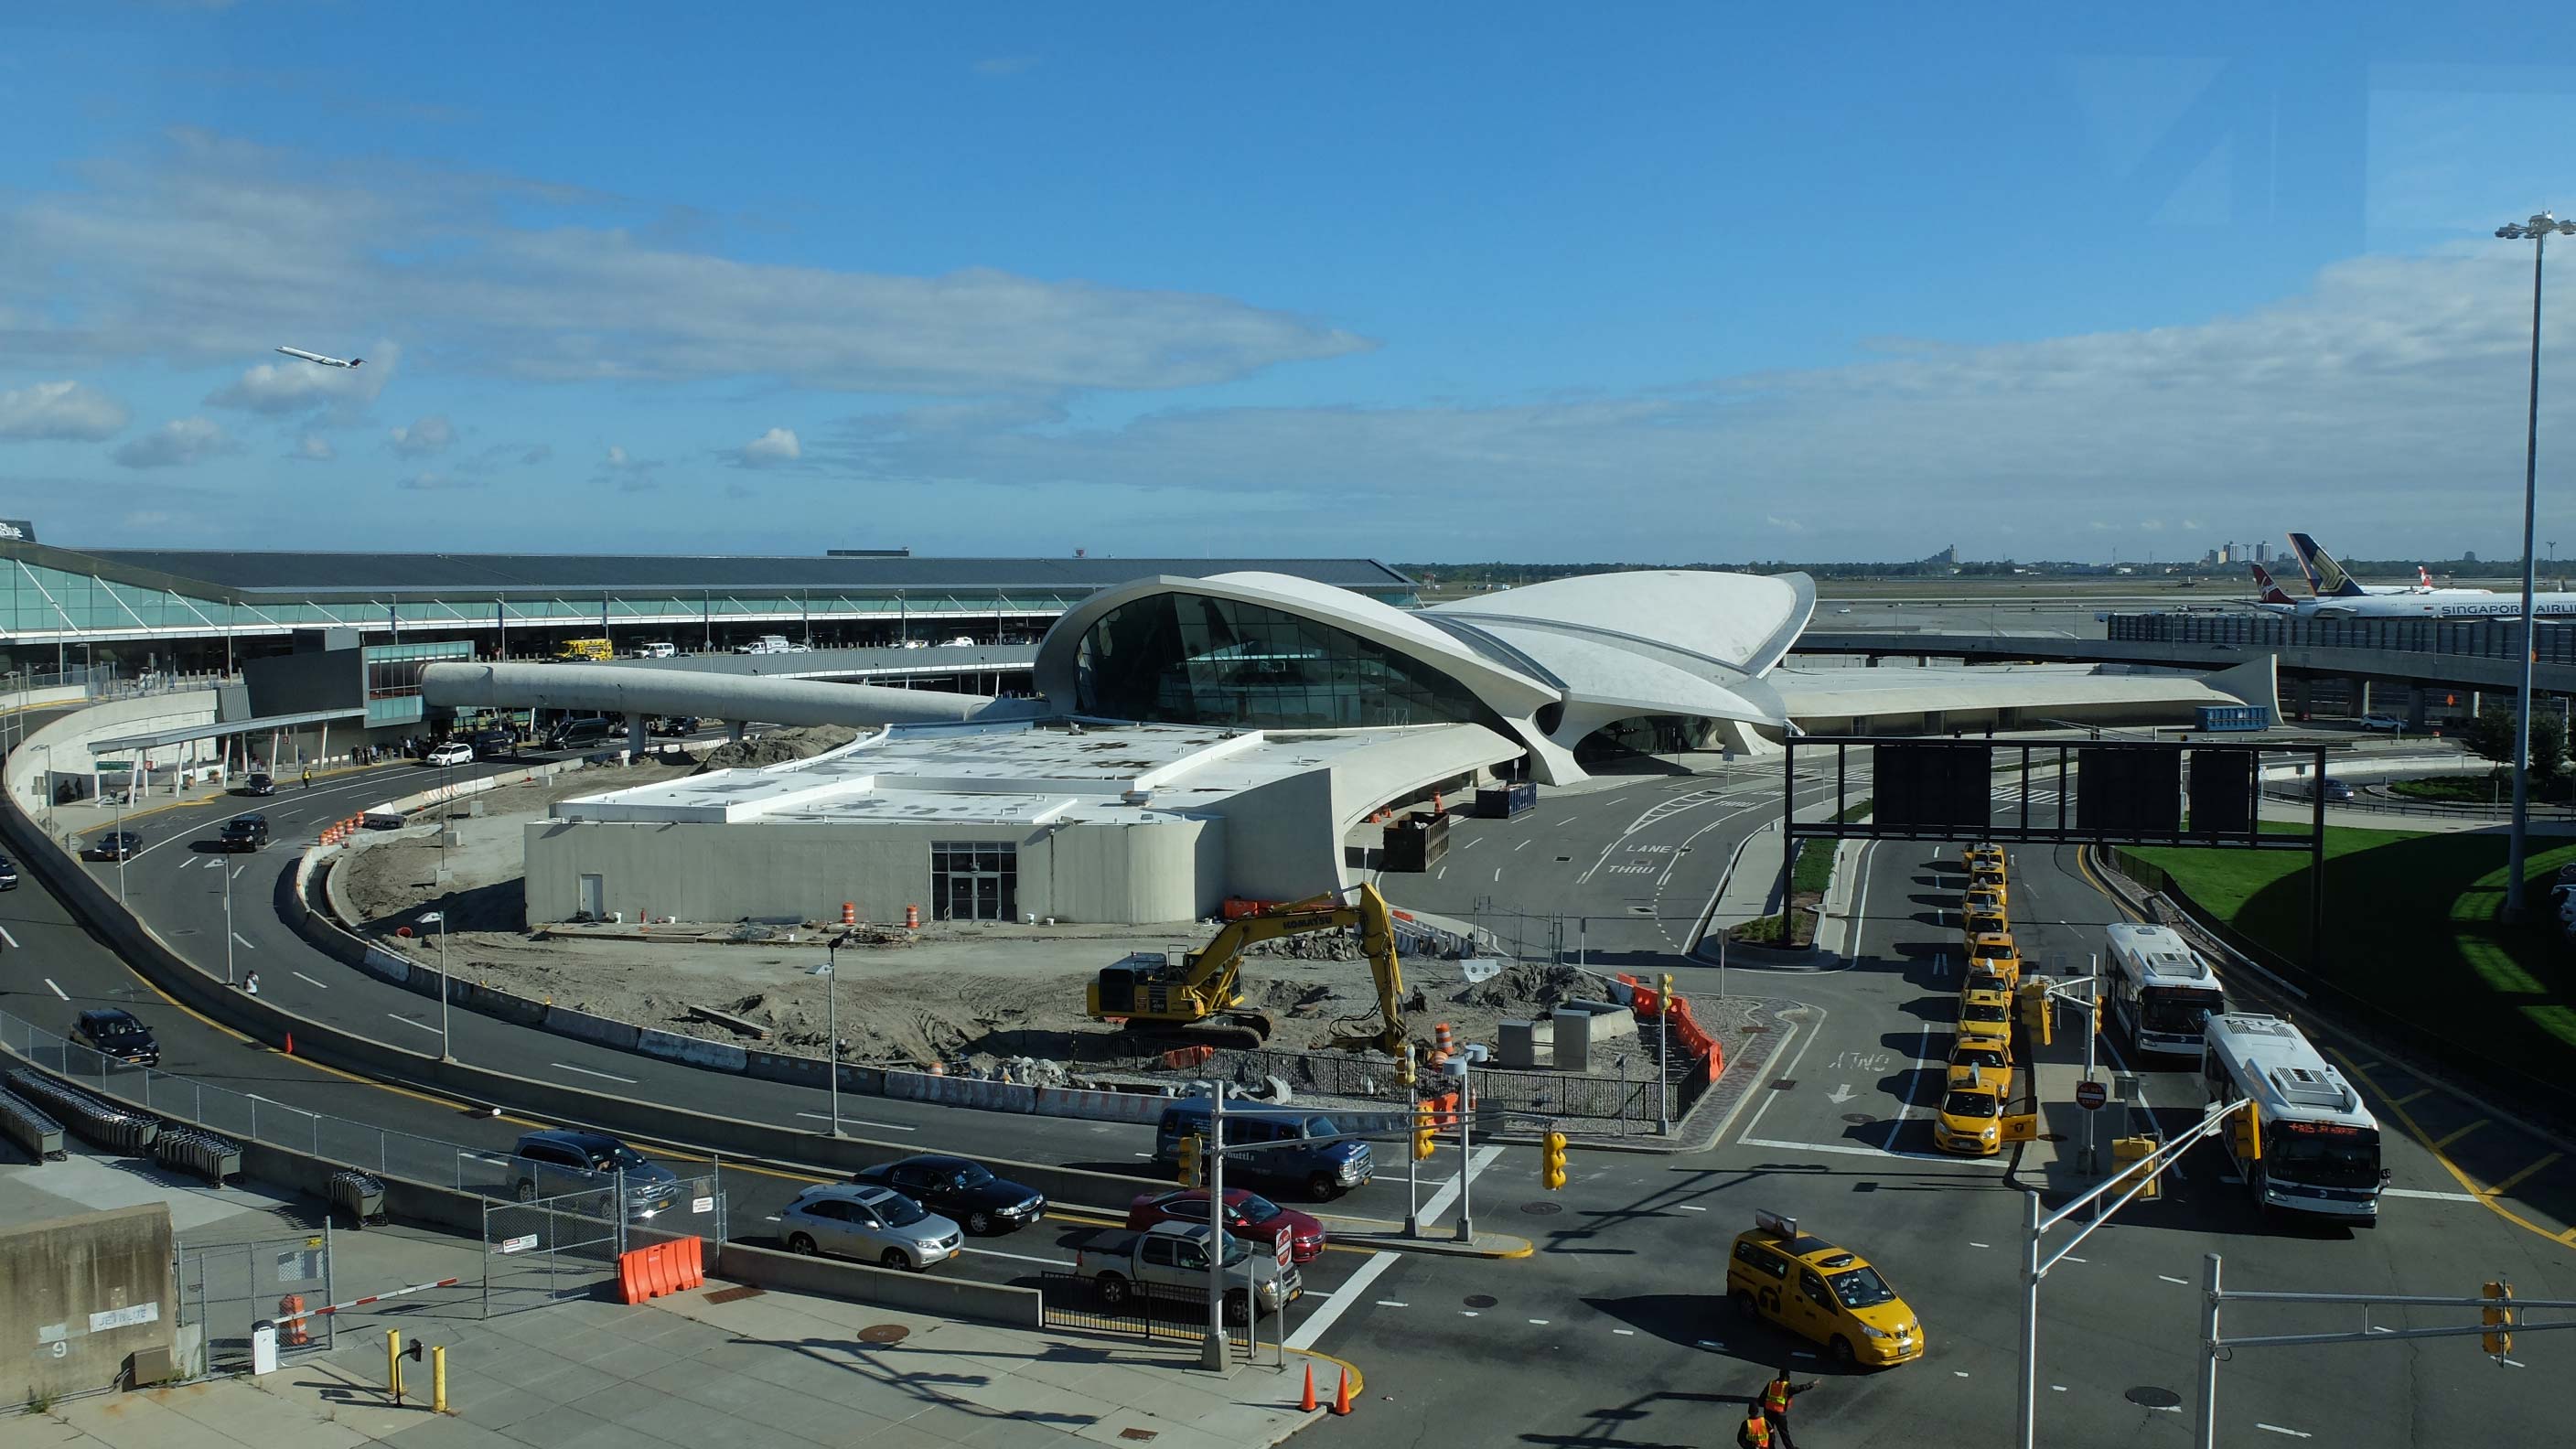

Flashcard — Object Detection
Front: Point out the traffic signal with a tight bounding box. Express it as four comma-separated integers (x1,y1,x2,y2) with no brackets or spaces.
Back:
2228,1103,2262,1162
2483,1280,2515,1357
1178,1132,1202,1187
1541,1130,1569,1191
1412,1102,1437,1161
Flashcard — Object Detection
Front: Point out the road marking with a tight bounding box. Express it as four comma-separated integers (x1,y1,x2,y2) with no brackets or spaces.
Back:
1515,840,1530,851
291,971,329,990
1737,1135,2002,1167
2367,1326,2393,1335
2061,1255,2087,1263
1460,1311,1478,1317
233,864,248,879
1373,1300,1408,1308
1694,1339,1726,1351
1493,868,1501,883
2381,1186,2481,1203
2051,1386,2066,1392
45,978,68,1000
1969,1241,1991,1249
962,1245,1074,1269
1730,1005,1826,1144
1676,1204,1707,1212
1417,1144,1505,1224
2431,1121,2489,1151
1554,817,1579,826
792,1111,918,1133
2158,1274,2189,1285
1284,1250,1392,1350
2325,1046,2569,1250
2500,1358,2527,1368
1882,1025,1931,1151
1527,1319,1549,1326
1435,866,1446,880
385,1014,441,1035
2388,1089,2429,1109
552,1062,638,1084
1953,1370,1969,1378
1612,1327,1636,1336
0,925,17,949
1462,837,1485,851
2254,1425,2312,1439
2482,1153,2561,1197
231,932,257,951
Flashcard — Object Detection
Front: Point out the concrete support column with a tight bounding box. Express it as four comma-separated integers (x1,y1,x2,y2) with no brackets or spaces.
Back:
627,712,648,758
2350,677,2370,716
728,721,747,746
2407,686,2428,729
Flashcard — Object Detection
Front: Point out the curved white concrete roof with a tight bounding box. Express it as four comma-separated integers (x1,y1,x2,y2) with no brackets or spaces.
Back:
1428,569,1814,675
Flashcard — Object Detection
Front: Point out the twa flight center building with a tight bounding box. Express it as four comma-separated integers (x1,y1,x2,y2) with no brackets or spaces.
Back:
423,568,2273,927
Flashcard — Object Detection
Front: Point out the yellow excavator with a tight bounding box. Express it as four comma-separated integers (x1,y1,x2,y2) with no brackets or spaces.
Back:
1086,883,1418,1085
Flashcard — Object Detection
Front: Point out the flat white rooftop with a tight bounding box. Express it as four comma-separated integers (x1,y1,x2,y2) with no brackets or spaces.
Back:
556,720,1407,827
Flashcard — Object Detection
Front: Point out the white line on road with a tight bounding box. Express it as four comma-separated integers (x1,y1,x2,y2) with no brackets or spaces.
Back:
964,1246,1075,1269
2254,1425,2313,1439
1528,1319,1550,1326
1415,1143,1505,1225
1729,1006,1826,1144
385,1014,441,1035
231,932,257,951
791,1111,919,1132
1882,1025,1931,1152
1736,1135,1997,1167
2500,1358,2527,1368
2158,1274,2190,1285
0,926,17,949
233,864,248,879
1676,1204,1707,1212
1969,1241,1991,1249
2381,1186,2480,1203
291,971,329,990
1515,840,1530,851
1492,868,1501,883
1435,865,1446,880
45,978,68,1000
1459,1311,1478,1317
1287,1251,1395,1350
2061,1255,2087,1263
1554,817,1579,826
1462,837,1486,851
1694,1339,1726,1351
1374,1301,1409,1308
552,1062,638,1084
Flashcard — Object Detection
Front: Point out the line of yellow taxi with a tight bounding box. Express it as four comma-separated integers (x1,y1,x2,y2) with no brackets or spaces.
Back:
1935,843,2018,1157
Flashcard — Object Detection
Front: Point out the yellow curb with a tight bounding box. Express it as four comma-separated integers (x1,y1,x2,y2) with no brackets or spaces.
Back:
1289,1347,1363,1401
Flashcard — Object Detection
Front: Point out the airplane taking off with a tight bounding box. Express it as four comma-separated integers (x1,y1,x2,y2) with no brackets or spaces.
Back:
275,346,363,369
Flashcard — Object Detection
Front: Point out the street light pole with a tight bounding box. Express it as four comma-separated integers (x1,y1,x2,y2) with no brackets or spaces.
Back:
222,860,236,987
420,911,451,1061
2496,210,2576,918
821,939,842,1137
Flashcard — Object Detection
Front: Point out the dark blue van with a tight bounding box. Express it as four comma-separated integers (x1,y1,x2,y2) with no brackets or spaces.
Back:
1154,1100,1374,1199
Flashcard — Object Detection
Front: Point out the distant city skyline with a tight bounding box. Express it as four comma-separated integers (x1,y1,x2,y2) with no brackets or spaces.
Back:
3,5,2574,562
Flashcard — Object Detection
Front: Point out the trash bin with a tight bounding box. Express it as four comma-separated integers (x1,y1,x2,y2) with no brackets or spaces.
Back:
250,1320,279,1376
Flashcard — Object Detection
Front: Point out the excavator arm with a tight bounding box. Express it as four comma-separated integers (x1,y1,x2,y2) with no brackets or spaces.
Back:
1325,884,1415,1084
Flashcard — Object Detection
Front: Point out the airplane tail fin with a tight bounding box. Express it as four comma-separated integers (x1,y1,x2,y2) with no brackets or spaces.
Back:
2419,565,2433,588
348,358,363,368
2249,564,2296,606
2285,532,2368,597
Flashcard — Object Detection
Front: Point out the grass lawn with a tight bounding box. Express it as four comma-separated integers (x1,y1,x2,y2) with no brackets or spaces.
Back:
2387,773,2576,806
1729,799,1873,948
2122,821,2576,1069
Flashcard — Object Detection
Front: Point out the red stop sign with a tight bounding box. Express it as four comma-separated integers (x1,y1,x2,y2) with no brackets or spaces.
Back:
2075,1079,2108,1111
1273,1225,1293,1270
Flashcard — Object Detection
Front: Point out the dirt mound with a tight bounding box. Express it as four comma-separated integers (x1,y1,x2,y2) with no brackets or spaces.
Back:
1448,961,1591,1012
694,724,859,772
1243,932,1363,961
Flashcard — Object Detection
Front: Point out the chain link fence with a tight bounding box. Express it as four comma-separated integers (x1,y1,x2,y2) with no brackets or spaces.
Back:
176,1233,333,1376
480,1176,725,1315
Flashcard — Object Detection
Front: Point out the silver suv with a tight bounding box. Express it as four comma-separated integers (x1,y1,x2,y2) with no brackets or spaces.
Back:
778,1183,963,1271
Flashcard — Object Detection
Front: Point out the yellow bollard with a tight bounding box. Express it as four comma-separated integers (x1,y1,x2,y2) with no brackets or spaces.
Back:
386,1330,404,1405
432,1346,448,1413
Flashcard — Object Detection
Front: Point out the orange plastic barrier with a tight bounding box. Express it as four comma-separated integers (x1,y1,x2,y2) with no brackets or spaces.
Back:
277,1294,309,1347
671,1236,705,1289
1161,1044,1215,1070
616,1241,703,1304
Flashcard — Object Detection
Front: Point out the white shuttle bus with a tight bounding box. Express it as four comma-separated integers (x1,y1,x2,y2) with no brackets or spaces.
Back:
2201,1013,2386,1220
2103,922,2227,1059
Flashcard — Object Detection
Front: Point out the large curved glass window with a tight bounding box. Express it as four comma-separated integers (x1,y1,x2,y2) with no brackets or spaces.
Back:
1075,593,1500,730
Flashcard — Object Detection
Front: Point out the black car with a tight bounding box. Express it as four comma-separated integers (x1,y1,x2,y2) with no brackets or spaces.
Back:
0,855,16,891
239,772,276,797
849,1154,1046,1236
469,727,517,759
81,832,142,862
72,1008,161,1067
650,715,700,737
217,814,271,852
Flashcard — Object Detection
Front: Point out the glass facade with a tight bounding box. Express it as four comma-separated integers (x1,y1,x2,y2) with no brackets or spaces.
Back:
363,639,476,725
1574,714,1723,762
931,842,1017,922
1073,593,1501,731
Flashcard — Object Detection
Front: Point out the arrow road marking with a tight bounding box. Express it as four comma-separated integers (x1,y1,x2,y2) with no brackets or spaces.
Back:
1827,1084,1855,1105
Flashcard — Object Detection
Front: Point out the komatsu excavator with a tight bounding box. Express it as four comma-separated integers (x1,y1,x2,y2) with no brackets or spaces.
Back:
1085,883,1418,1085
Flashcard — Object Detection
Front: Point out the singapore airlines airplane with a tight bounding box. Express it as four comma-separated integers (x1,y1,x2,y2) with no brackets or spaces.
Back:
275,346,363,369
2259,538,2576,619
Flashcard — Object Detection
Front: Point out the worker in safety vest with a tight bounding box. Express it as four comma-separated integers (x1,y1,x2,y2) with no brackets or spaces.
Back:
1735,1405,1773,1449
1761,1368,1819,1447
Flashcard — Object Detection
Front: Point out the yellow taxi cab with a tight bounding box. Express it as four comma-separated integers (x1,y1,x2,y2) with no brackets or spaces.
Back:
1946,1036,2011,1096
1725,1210,1926,1368
1959,988,2013,1048
1962,901,2008,943
1931,1082,2005,1156
1961,843,2004,874
1963,886,2006,927
1963,931,2021,993
1968,866,2009,910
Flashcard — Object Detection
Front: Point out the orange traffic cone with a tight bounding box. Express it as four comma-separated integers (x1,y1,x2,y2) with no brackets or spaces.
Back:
283,1032,294,1057
1332,1368,1353,1416
1300,1364,1317,1412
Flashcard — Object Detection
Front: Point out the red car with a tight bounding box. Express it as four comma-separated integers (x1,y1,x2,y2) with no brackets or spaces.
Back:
1126,1188,1326,1264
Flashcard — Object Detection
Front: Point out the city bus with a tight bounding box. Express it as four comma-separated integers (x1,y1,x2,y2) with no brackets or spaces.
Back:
2104,922,2227,1060
2200,1013,2386,1221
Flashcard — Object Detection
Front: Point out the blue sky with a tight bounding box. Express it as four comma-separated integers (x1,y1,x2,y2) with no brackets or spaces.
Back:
5,3,2576,563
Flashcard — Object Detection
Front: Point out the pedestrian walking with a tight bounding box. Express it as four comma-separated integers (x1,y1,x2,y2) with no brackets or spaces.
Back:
242,971,261,996
1760,1368,1818,1449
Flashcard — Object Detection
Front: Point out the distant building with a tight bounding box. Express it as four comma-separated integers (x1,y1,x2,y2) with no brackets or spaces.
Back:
1927,544,1959,566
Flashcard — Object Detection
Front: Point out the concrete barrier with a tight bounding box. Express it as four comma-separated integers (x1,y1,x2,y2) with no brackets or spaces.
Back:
714,1241,1042,1329
543,1005,643,1052
638,1029,748,1072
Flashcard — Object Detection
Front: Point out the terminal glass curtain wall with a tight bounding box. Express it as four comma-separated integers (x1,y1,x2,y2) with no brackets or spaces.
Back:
1073,593,1500,731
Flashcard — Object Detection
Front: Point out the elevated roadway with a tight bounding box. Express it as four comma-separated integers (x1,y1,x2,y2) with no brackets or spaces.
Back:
1796,628,2576,700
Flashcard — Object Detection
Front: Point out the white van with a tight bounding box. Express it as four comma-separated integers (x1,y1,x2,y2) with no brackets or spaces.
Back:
637,641,676,659
732,635,794,655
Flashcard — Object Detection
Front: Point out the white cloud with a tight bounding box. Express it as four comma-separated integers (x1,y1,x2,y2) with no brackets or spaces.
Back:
205,344,396,419
8,129,1366,395
737,426,800,467
0,380,129,441
112,416,229,468
387,413,456,456
596,444,662,490
290,434,334,461
394,470,479,490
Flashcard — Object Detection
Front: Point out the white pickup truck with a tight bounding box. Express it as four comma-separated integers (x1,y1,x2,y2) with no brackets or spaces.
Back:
1072,1222,1300,1323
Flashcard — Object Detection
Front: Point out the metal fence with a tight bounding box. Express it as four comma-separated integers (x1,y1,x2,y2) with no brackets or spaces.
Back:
1036,1272,1256,1355
479,1176,726,1315
177,1233,333,1375
1209,1043,1666,1125
0,1006,608,1199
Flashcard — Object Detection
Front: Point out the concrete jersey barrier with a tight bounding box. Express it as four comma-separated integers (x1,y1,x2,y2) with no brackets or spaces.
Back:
714,1240,1042,1330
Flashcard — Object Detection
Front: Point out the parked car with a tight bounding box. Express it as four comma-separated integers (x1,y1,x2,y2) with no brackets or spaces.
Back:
423,741,474,767
2359,714,2405,732
849,1154,1046,1236
508,1129,682,1218
71,1008,161,1067
81,832,143,862
215,814,270,853
1125,1187,1326,1263
238,771,276,797
0,855,17,891
778,1183,963,1270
